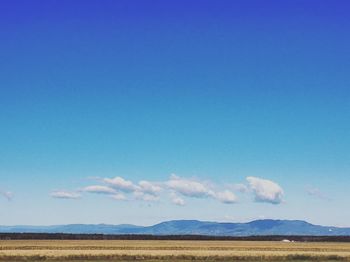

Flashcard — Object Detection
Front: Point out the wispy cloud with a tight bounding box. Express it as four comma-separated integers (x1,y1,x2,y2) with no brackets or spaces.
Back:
231,183,249,193
134,191,159,202
110,193,127,201
50,190,80,199
83,185,117,195
306,187,331,201
0,190,13,201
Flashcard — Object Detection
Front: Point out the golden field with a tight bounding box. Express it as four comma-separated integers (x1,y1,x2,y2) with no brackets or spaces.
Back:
0,240,350,261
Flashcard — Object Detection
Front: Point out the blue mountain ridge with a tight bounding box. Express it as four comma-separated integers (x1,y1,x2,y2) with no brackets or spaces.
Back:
1,220,349,236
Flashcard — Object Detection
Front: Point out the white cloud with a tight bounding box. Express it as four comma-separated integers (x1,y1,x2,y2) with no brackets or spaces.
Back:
103,176,138,192
214,190,237,204
138,180,162,196
83,185,117,195
170,192,185,206
134,191,159,202
0,190,13,201
166,175,214,198
171,196,185,206
246,176,284,204
110,193,127,201
50,190,80,199
166,175,238,204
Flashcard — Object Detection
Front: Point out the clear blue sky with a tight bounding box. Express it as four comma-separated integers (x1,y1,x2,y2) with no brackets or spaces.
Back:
0,0,349,226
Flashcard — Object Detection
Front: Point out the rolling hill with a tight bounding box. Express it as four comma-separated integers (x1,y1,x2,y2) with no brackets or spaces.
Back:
1,219,349,236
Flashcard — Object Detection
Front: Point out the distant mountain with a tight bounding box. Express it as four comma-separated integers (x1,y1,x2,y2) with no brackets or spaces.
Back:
1,219,349,236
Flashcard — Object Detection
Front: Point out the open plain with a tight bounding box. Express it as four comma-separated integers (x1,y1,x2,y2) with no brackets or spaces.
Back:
0,240,350,261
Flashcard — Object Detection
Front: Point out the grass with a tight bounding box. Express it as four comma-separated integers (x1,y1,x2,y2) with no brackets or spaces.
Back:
0,240,350,261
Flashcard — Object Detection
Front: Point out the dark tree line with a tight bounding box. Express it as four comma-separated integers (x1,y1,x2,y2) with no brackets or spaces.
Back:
0,233,350,242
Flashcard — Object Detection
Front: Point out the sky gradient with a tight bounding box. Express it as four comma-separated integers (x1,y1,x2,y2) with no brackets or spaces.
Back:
0,0,350,226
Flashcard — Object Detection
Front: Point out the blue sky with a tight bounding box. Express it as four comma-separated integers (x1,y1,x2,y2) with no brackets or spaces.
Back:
0,0,349,226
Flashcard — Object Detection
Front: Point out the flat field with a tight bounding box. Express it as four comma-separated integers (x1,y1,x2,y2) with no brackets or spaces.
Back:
1,240,350,261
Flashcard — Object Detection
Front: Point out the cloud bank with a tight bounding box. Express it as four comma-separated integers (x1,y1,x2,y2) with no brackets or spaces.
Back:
51,175,284,206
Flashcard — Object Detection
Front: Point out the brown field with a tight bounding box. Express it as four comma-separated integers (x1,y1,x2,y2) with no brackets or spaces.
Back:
1,240,350,261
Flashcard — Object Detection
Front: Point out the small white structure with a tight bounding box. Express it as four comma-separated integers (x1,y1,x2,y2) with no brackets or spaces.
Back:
282,239,291,243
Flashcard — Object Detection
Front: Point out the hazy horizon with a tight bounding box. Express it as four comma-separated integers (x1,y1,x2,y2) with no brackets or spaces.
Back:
1,1,349,227
1,218,349,229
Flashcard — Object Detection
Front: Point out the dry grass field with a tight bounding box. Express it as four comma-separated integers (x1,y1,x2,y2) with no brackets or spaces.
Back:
0,240,350,261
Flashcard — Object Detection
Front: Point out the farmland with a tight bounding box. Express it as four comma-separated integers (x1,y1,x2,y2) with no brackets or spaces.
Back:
1,240,350,261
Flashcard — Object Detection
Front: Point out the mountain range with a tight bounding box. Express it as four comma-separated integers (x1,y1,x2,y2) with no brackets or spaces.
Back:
1,220,349,236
